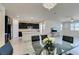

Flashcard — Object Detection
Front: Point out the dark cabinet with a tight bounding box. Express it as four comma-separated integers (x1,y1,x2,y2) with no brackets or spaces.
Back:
5,16,11,43
19,23,39,29
5,16,8,33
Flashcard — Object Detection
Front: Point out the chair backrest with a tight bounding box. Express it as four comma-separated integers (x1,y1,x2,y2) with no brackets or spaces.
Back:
31,35,47,55
32,36,40,42
41,35,47,40
0,41,13,55
62,36,74,51
62,36,73,43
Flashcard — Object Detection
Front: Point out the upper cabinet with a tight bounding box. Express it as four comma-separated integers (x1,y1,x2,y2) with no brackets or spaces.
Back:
19,23,39,29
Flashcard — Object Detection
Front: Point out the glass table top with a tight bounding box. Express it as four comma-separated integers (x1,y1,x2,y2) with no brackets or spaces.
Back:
32,36,79,55
39,43,79,55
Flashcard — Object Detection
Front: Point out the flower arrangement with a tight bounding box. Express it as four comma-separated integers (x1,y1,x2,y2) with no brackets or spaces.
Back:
43,36,55,45
43,36,55,54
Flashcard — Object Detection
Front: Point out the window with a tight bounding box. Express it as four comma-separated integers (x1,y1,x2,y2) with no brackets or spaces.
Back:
60,24,62,30
75,23,79,30
71,23,75,30
70,22,79,31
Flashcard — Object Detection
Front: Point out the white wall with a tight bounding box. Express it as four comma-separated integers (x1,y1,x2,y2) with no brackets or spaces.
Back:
12,19,19,40
44,20,62,34
0,4,5,47
62,22,79,37
62,22,71,36
42,20,54,34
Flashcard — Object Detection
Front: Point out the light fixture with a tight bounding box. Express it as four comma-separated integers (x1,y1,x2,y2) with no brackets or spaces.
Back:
43,3,57,11
42,3,57,19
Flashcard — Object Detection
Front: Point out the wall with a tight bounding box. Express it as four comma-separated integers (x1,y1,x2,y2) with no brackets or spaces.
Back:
62,22,79,37
42,20,54,34
0,4,5,47
12,19,19,40
62,22,71,36
44,20,62,34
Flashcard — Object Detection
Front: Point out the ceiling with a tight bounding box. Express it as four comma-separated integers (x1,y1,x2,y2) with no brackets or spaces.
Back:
51,3,79,22
2,3,79,22
2,3,49,20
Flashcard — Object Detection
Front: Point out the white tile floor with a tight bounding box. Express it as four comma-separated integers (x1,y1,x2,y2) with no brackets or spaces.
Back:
10,39,35,55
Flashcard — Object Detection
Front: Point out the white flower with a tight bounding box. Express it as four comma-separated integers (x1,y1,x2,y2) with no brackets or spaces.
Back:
43,37,55,45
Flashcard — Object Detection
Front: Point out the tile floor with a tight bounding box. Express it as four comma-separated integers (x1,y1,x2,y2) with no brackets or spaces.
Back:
10,39,35,55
